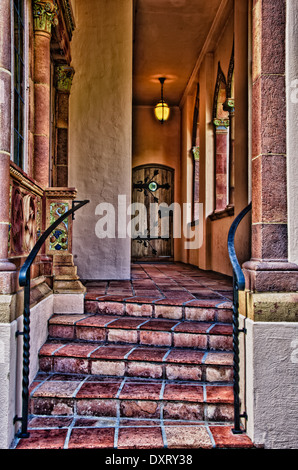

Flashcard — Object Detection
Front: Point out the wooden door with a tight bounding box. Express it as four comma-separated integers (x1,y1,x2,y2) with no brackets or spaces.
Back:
131,165,174,261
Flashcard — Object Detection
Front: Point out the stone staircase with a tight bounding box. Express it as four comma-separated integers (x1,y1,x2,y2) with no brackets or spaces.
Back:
15,264,254,449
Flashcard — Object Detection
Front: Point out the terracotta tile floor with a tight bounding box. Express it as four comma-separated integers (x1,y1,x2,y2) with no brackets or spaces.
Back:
83,262,233,308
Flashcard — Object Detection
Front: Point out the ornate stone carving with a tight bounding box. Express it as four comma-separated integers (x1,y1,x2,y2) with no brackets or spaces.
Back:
23,194,37,253
55,65,75,93
226,41,234,100
10,164,43,197
9,166,43,256
60,0,76,39
33,1,58,34
9,183,39,256
45,188,77,199
223,98,235,113
10,186,24,255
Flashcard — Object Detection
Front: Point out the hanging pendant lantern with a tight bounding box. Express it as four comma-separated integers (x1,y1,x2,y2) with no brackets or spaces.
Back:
154,77,170,123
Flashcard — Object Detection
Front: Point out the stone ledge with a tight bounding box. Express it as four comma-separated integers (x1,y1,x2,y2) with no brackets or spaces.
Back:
243,260,298,292
0,294,17,323
240,290,298,322
0,277,53,323
208,205,234,221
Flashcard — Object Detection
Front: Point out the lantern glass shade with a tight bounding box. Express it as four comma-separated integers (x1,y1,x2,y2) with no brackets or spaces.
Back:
154,100,170,122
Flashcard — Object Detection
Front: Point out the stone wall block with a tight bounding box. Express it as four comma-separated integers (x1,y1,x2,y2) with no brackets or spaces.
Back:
252,75,286,158
251,224,288,261
252,155,287,225
252,0,285,82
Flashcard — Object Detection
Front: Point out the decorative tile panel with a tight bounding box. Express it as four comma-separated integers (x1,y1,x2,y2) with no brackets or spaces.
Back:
45,187,77,255
49,202,69,252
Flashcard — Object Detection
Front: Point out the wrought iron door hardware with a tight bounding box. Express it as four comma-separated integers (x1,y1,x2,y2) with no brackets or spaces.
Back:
133,169,170,202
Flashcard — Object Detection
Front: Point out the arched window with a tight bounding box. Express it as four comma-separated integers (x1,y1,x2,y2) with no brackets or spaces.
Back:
191,83,200,220
224,43,235,206
213,62,230,212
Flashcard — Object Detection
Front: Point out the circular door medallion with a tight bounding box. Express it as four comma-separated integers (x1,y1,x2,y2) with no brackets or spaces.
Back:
148,181,158,192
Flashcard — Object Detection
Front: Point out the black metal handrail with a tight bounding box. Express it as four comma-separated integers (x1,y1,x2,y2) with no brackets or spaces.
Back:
227,202,252,434
15,199,89,438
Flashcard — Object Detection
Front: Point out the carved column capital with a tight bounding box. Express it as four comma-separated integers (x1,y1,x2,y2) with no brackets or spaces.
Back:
223,98,235,113
33,0,58,35
55,65,75,93
213,118,230,130
192,146,200,161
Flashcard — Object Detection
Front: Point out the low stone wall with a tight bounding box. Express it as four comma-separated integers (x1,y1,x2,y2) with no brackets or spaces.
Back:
0,291,53,449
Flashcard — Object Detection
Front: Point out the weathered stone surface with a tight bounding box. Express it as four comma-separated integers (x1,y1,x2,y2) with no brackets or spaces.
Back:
165,426,213,449
246,292,298,322
252,155,287,225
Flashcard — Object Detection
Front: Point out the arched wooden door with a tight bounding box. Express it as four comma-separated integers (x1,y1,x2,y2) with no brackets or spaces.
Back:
131,164,174,261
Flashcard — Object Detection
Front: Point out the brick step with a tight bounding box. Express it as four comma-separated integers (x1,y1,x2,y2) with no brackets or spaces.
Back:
39,341,233,382
84,299,233,323
48,314,233,351
16,418,254,450
29,373,235,422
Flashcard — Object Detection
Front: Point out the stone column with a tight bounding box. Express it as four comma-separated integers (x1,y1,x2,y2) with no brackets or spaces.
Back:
54,65,75,186
0,1,17,449
239,1,298,448
213,118,230,212
243,0,298,292
33,0,57,187
0,0,17,281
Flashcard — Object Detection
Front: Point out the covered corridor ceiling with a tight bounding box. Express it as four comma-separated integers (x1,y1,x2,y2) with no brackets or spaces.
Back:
133,0,224,107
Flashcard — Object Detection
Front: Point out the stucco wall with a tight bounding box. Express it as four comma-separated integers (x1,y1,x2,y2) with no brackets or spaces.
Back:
245,318,298,448
69,0,133,279
132,106,181,170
